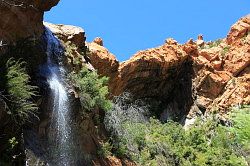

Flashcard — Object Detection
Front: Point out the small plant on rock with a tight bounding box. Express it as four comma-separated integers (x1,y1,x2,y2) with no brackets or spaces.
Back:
69,66,112,112
98,141,113,158
209,39,222,48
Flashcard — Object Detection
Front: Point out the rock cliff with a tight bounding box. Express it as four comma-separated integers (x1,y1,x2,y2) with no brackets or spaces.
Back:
0,0,59,46
87,15,250,118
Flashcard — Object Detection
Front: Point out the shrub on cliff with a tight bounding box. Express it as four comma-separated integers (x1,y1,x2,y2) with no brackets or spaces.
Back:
230,105,250,164
0,58,38,164
105,94,248,165
119,118,245,165
69,67,112,111
4,58,38,125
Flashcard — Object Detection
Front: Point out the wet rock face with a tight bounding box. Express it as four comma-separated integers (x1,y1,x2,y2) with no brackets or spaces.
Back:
0,0,59,47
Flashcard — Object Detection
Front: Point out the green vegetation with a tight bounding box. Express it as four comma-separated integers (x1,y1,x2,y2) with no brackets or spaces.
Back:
8,137,19,149
105,94,249,165
69,66,112,112
98,141,113,158
230,105,250,164
4,58,38,125
242,31,250,44
117,118,245,165
199,39,224,50
208,39,222,48
221,45,231,57
0,137,21,165
64,41,83,66
0,58,38,164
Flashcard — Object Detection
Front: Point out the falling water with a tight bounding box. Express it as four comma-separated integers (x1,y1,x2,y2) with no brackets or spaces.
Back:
44,27,72,165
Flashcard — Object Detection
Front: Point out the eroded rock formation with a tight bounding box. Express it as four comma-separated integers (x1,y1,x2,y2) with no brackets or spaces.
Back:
0,0,59,45
87,15,250,118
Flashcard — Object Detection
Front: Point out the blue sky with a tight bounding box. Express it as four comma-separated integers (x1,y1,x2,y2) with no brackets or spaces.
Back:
45,0,250,61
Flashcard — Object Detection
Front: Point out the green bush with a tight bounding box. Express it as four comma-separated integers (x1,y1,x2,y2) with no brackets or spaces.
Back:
230,105,250,145
5,58,38,125
230,105,250,164
122,117,246,165
105,94,248,165
69,67,112,111
221,46,230,57
209,39,222,48
98,141,113,158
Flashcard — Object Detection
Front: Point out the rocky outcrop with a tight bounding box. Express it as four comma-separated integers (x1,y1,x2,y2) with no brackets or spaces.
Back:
0,0,59,49
1,2,248,163
87,15,250,117
88,41,119,79
190,15,250,113
43,22,92,72
93,156,136,166
227,14,250,45
44,22,86,48
88,38,194,120
89,38,190,97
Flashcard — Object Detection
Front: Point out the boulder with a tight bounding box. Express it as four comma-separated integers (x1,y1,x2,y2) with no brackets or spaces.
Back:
88,41,119,78
44,22,86,47
93,37,104,46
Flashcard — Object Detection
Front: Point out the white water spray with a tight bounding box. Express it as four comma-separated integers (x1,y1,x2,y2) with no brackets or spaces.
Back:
44,28,72,165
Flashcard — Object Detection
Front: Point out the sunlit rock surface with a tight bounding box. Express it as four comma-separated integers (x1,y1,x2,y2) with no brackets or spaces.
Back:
87,15,250,117
0,0,59,48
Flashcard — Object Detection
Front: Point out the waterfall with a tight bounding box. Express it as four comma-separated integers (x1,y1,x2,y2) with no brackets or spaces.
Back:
44,27,73,165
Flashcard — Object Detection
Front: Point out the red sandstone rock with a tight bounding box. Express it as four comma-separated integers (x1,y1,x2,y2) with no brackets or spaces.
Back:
165,38,178,45
0,0,59,46
44,22,86,47
93,37,104,46
182,40,198,56
227,15,250,45
196,34,205,46
197,71,231,99
212,60,222,70
223,44,250,76
88,42,119,77
199,48,220,61
110,41,189,97
198,35,204,40
209,74,250,112
86,15,249,114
